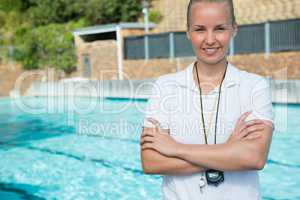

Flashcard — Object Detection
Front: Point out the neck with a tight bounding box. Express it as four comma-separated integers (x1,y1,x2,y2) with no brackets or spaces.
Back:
195,59,227,81
193,59,228,94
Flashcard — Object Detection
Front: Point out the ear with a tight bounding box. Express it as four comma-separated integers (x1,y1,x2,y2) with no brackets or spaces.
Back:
186,31,191,40
232,24,238,38
233,31,237,38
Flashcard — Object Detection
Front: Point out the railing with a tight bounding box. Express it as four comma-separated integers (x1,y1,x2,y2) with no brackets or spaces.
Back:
124,19,300,59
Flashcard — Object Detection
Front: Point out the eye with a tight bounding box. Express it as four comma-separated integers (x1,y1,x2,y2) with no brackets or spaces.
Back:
215,27,226,32
195,28,205,32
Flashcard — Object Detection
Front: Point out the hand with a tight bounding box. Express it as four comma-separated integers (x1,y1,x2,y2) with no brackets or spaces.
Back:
141,118,179,157
227,111,265,144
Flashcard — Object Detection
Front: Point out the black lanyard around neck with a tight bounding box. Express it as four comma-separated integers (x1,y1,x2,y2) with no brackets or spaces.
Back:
194,62,227,145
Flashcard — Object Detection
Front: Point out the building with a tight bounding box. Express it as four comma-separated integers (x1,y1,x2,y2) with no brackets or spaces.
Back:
73,0,300,80
73,23,155,80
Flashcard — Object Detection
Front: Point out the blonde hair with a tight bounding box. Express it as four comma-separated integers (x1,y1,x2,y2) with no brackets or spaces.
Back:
187,0,236,29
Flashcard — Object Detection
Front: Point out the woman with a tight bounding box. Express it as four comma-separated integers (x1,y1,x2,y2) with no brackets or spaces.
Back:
140,0,274,199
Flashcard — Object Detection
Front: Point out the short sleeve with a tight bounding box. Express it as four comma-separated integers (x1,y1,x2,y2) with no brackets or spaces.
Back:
143,78,170,129
247,77,274,124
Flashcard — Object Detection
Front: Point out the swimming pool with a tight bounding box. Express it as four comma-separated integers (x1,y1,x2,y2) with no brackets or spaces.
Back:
0,97,299,199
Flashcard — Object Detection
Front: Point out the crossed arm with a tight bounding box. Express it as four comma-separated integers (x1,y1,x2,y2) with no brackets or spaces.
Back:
140,112,274,175
141,128,206,175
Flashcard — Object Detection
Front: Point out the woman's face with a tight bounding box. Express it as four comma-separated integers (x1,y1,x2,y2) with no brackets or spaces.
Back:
187,2,237,65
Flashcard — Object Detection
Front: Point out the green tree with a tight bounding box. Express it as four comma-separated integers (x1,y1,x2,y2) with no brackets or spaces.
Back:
149,10,163,24
28,0,86,26
0,0,32,12
84,0,142,24
0,0,157,73
13,19,87,72
28,0,144,25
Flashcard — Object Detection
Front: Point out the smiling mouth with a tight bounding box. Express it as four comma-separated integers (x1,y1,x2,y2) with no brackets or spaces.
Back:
202,47,221,55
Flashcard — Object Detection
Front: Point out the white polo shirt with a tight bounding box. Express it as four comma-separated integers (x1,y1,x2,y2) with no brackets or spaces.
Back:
143,62,273,200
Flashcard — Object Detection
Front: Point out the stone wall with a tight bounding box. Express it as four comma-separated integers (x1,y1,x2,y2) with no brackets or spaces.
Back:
0,64,24,96
2,51,299,97
228,52,300,79
75,36,118,80
0,64,79,97
121,29,145,37
121,52,300,80
74,28,148,80
89,39,118,80
123,57,193,79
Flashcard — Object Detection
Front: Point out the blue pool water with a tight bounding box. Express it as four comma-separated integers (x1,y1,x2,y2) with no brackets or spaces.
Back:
0,97,299,200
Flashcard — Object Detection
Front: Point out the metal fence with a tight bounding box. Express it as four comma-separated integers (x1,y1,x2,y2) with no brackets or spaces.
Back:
173,32,194,57
270,19,300,52
124,19,300,59
233,24,265,54
124,36,145,59
148,33,170,58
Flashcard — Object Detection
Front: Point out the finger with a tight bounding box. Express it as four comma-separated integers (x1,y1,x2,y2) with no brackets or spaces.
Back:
141,131,155,138
244,132,262,140
160,128,170,135
146,118,161,132
142,126,159,135
239,119,264,133
141,142,154,151
233,111,252,134
140,136,155,145
240,125,264,138
236,122,250,135
233,111,251,134
237,111,252,124
245,119,264,126
246,124,265,133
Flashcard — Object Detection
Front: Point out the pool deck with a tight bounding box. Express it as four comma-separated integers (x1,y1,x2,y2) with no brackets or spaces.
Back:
22,79,300,104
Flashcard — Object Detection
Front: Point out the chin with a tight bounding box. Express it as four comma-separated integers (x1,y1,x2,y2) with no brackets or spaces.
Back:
197,56,226,65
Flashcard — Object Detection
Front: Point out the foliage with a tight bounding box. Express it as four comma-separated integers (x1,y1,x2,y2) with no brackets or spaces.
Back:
12,19,88,72
84,0,143,24
0,0,22,12
149,10,163,24
27,0,86,26
27,0,143,26
0,0,32,12
0,0,160,73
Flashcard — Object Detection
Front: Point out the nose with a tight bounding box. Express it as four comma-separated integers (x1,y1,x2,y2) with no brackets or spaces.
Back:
205,31,216,45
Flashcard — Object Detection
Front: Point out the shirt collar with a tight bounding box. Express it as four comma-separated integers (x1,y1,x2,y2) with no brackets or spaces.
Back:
178,62,240,92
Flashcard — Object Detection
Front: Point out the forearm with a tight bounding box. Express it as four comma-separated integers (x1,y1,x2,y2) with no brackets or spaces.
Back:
176,141,261,171
141,149,206,175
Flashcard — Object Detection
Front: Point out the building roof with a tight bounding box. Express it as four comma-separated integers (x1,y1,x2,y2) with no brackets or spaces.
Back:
73,22,156,36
